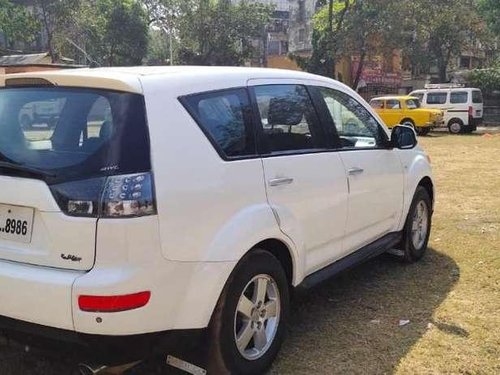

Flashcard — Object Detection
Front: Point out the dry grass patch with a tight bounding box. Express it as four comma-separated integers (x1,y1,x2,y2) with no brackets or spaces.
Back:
0,131,499,375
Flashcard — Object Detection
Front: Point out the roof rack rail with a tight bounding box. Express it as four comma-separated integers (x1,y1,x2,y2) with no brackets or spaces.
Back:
424,83,465,89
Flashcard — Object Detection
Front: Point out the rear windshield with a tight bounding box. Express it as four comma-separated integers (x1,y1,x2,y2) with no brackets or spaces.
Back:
0,87,150,183
472,90,483,104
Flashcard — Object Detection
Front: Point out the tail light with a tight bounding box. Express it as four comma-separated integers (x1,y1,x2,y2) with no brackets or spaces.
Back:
50,172,156,218
468,106,473,116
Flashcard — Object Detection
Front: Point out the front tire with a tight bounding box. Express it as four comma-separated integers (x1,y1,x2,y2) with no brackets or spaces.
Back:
207,250,289,375
401,186,432,262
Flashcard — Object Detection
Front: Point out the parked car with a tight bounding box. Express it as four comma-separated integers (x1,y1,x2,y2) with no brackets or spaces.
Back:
18,97,65,129
0,67,434,374
369,95,444,135
409,85,483,134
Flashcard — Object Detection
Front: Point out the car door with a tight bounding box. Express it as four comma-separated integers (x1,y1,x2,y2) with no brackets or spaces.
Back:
385,99,403,126
248,80,349,273
312,86,404,255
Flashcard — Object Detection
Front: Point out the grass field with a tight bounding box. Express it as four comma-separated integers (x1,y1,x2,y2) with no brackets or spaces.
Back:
0,130,499,375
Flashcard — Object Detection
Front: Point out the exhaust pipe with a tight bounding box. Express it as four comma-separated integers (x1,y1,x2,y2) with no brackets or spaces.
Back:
77,363,108,375
78,361,141,375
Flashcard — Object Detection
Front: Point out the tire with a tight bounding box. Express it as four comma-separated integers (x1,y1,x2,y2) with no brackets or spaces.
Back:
401,186,432,263
401,119,415,130
207,250,289,375
417,127,430,136
448,119,463,134
20,114,32,129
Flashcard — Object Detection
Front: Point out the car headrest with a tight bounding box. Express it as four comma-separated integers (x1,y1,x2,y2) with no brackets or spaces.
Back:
267,97,304,126
99,121,113,140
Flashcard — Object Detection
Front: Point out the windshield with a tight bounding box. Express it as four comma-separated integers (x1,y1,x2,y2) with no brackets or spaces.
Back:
0,87,150,183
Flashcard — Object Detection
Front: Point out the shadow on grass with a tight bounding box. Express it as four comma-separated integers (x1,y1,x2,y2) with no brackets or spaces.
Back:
270,248,459,374
0,248,458,375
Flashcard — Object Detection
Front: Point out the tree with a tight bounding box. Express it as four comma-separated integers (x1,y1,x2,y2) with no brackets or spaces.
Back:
0,0,38,51
302,0,403,87
478,0,500,37
468,60,500,95
36,0,80,62
175,0,273,66
55,0,149,66
404,0,487,82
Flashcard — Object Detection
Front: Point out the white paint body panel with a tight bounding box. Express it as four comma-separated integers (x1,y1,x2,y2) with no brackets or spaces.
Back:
0,66,433,338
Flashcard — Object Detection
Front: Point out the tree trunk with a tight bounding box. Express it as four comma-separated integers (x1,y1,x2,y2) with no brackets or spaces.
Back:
352,49,366,90
38,0,56,63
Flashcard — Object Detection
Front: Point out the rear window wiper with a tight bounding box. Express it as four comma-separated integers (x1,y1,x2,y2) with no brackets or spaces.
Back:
0,161,57,178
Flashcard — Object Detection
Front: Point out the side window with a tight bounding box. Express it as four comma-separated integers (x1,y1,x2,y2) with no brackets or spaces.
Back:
472,90,483,104
386,99,401,109
450,92,468,104
318,87,385,149
427,92,447,104
182,88,255,158
406,99,420,109
252,84,324,153
370,100,384,109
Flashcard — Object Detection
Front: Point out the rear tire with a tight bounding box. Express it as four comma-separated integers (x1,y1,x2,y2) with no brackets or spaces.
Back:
401,186,432,262
207,250,289,375
448,119,463,134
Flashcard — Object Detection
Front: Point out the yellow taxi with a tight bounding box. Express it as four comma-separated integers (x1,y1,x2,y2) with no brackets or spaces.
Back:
369,95,444,135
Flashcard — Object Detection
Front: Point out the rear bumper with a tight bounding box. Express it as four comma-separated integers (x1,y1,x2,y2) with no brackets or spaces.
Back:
469,116,483,127
0,314,205,365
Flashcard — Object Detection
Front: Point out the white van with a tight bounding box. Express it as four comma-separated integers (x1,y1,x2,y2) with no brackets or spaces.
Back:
410,85,483,134
0,67,434,374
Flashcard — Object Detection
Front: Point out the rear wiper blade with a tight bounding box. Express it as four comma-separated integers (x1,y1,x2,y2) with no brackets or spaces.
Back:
0,161,56,178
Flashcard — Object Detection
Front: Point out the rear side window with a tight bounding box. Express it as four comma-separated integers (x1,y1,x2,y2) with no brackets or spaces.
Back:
252,84,325,153
181,89,255,158
427,92,447,104
370,100,384,109
472,90,483,104
386,100,401,109
450,92,468,104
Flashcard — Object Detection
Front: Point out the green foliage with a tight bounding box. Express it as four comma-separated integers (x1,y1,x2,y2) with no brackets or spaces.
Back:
478,0,500,36
0,0,38,48
176,0,273,66
404,0,487,81
468,61,500,93
55,0,149,66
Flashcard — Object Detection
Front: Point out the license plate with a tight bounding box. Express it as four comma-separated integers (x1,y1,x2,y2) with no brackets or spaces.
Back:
0,204,34,243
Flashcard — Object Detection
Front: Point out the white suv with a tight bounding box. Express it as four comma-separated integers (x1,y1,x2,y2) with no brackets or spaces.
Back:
0,67,433,374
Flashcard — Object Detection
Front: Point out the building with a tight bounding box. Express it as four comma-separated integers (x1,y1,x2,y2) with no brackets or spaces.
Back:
0,53,83,74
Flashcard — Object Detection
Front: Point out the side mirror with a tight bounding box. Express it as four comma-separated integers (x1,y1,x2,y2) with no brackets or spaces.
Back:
391,125,417,149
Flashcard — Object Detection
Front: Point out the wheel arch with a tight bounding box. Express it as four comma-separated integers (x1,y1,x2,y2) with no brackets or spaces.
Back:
254,239,294,287
400,117,415,126
417,176,434,209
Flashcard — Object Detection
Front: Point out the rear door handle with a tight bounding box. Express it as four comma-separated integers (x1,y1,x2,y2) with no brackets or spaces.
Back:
348,167,364,175
268,177,294,187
